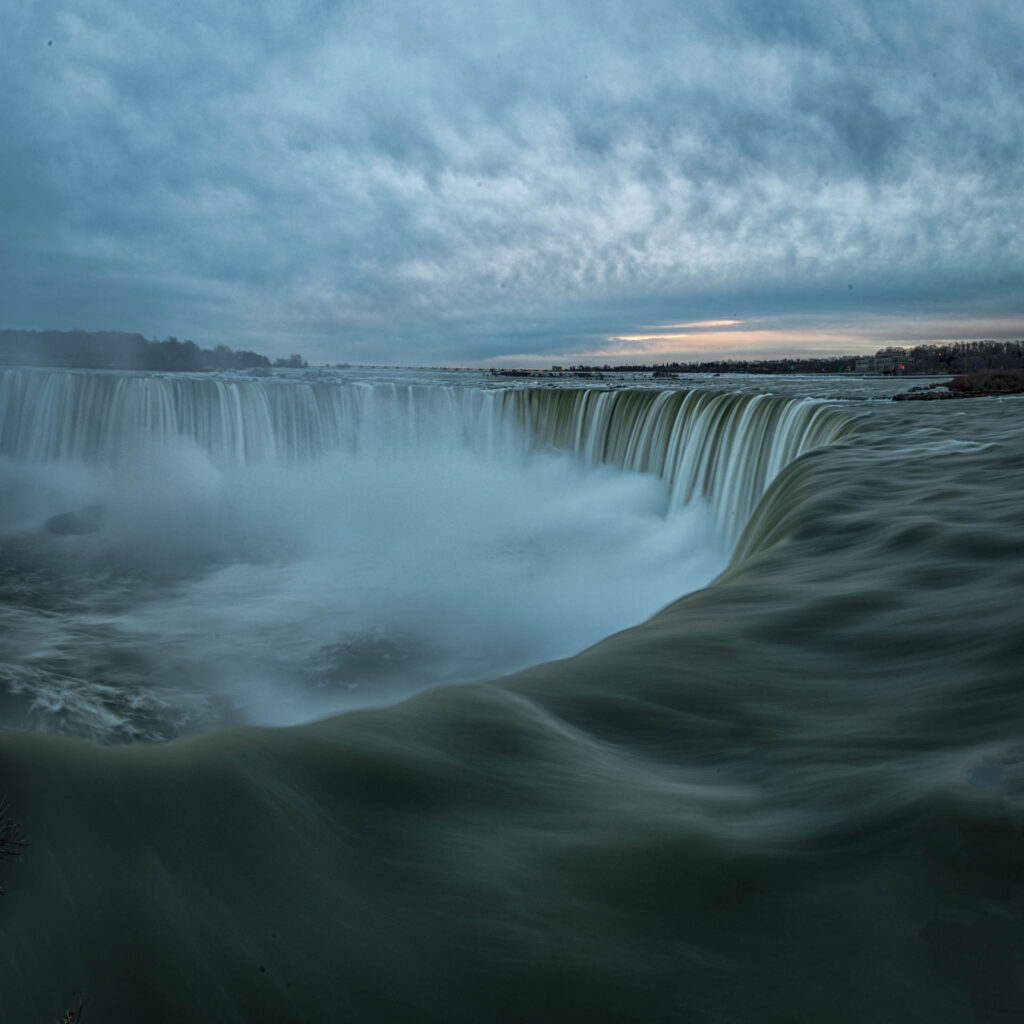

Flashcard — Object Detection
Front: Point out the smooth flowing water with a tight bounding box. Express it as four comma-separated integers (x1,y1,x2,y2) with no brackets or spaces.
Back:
1,368,1021,1023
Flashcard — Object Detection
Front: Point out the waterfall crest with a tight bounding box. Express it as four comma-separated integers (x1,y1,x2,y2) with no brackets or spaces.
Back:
1,368,855,542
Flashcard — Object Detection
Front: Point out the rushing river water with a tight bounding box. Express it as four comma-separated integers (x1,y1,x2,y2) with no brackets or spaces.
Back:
1,367,1022,1022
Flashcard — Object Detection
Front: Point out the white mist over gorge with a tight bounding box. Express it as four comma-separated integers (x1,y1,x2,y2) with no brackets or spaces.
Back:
0,367,848,738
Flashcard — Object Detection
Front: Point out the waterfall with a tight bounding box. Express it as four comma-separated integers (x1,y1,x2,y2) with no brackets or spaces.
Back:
0,368,508,465
0,367,855,543
503,387,856,542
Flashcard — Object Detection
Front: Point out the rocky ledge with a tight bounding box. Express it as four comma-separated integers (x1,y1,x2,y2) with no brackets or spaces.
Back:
894,369,1024,401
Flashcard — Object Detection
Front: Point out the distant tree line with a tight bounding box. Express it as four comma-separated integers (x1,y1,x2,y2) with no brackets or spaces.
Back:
271,353,308,368
0,329,305,372
873,340,1024,375
561,340,1024,375
559,356,860,374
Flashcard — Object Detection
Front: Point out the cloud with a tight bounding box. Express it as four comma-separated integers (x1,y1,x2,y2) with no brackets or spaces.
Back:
484,311,1024,368
2,0,1023,363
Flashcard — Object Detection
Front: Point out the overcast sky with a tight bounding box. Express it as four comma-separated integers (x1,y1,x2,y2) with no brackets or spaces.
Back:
3,0,1023,365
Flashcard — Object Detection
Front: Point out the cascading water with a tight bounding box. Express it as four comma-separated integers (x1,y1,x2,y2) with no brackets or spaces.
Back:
0,368,510,464
503,386,856,542
1,367,855,527
0,367,853,740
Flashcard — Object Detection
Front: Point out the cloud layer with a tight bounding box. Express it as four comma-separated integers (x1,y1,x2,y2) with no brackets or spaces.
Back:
3,0,1023,363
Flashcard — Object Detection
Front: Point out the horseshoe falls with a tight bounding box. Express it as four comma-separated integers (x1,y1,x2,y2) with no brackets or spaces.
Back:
0,368,850,738
1,367,1022,1023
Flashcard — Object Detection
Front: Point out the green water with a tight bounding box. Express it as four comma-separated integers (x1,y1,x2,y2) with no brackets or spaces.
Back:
1,386,1022,1022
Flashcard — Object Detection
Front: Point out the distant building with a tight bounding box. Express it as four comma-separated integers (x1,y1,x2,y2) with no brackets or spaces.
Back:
855,356,898,374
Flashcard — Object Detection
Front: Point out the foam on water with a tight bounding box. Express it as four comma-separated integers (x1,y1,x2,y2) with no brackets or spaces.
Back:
81,445,725,731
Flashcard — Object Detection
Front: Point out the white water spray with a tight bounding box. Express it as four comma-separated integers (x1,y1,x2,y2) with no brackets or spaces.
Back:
0,369,851,737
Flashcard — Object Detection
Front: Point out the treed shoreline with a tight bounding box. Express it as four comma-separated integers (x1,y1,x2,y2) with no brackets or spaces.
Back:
0,329,305,372
545,339,1024,377
2,330,1023,384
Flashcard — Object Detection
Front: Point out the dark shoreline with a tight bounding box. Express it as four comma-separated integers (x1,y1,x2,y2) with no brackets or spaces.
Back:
893,368,1024,400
